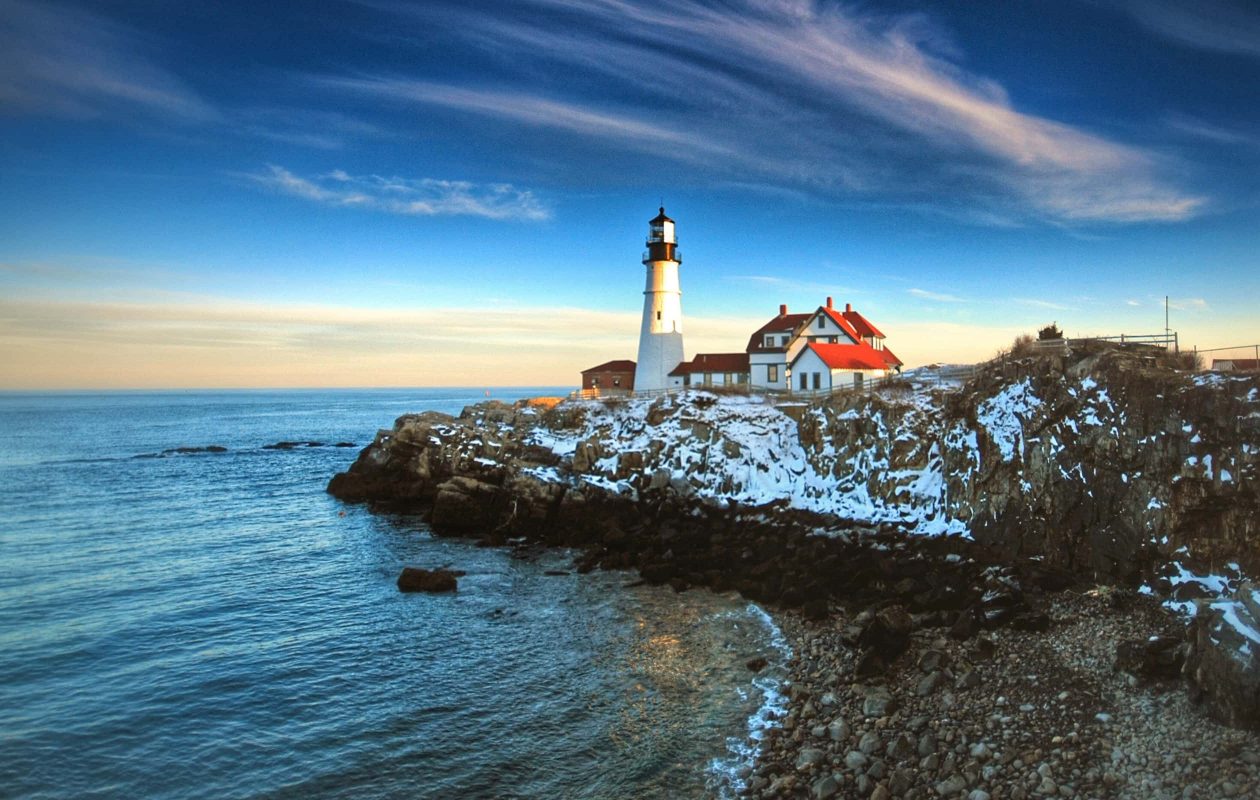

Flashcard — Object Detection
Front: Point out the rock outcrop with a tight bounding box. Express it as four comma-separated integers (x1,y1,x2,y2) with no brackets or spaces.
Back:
329,343,1260,727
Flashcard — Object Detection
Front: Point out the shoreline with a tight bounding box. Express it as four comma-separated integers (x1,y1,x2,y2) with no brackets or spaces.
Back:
744,592,1259,800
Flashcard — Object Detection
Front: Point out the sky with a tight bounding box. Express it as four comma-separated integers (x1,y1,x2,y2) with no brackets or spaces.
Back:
1,0,1258,389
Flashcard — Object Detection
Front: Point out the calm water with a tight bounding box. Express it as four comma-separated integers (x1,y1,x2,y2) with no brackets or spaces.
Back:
0,389,787,800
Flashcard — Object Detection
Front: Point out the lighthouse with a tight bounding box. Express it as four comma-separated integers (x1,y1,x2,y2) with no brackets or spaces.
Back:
634,207,685,392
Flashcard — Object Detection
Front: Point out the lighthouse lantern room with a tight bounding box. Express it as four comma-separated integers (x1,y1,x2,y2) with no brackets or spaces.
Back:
634,207,685,392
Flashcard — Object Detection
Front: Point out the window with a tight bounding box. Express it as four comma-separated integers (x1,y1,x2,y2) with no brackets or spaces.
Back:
764,335,775,347
818,316,825,329
830,336,838,344
592,377,600,387
703,373,712,386
613,377,621,387
767,364,779,383
813,372,821,390
799,372,808,390
656,311,662,320
683,374,691,386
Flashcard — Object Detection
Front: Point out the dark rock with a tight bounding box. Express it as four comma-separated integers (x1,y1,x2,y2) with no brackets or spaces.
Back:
1183,586,1260,729
802,597,829,620
334,441,357,448
1172,580,1214,602
1115,635,1185,681
917,648,950,673
855,647,888,679
397,567,458,593
1011,611,1051,632
858,604,914,661
950,607,979,640
543,570,570,576
747,656,769,673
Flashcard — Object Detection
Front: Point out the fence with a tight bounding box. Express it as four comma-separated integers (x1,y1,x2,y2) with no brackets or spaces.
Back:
569,374,916,404
1037,332,1178,352
1195,343,1260,371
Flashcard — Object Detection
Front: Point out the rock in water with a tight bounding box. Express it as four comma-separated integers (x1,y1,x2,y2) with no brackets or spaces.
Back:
397,567,459,593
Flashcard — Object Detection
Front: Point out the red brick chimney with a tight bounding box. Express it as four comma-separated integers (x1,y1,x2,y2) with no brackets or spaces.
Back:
845,302,852,312
779,303,787,316
826,296,833,309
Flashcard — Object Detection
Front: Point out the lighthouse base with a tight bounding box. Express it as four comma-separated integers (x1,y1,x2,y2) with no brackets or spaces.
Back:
634,331,684,392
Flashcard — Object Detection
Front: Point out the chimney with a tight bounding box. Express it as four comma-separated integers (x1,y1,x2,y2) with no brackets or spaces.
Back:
826,296,833,309
779,303,787,317
845,302,852,313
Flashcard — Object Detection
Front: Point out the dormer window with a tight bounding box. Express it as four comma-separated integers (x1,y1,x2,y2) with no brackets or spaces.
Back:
818,316,825,329
764,335,775,347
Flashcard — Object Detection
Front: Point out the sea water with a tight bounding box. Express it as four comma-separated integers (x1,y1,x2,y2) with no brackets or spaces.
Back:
0,389,787,799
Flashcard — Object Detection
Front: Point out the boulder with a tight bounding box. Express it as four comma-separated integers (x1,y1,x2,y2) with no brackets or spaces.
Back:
1183,584,1260,729
858,604,914,661
397,567,459,593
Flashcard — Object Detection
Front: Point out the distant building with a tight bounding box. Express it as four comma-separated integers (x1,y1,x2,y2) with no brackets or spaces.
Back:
1212,358,1260,372
579,209,902,394
581,360,636,394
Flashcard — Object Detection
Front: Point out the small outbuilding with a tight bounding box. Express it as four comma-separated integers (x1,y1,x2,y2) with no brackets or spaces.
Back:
580,359,636,394
1213,359,1260,373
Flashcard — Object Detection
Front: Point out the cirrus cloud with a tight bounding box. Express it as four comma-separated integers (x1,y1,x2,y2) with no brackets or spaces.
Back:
245,165,550,221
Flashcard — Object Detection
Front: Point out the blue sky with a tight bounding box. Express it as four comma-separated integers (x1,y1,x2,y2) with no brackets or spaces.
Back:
2,0,1258,388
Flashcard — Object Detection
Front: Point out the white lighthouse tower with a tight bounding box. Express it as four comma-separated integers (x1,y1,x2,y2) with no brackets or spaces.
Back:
634,207,685,392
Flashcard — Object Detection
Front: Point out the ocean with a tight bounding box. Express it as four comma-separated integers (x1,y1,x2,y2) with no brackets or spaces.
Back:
0,389,788,799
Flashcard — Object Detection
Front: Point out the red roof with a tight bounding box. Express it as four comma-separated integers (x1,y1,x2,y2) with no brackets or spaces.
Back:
819,306,864,342
581,359,636,374
669,352,750,376
791,343,890,371
745,313,812,352
842,308,885,339
878,345,903,368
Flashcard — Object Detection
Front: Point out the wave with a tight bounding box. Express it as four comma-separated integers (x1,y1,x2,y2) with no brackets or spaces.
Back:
707,602,793,799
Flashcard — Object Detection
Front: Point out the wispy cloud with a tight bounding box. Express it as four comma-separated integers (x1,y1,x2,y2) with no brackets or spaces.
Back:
337,0,1205,224
1118,0,1260,58
728,275,855,298
1165,113,1260,149
245,165,550,221
0,0,219,122
1015,298,1069,311
908,288,966,303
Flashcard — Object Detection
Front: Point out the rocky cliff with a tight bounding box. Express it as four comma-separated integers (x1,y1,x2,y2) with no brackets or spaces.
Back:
328,344,1260,728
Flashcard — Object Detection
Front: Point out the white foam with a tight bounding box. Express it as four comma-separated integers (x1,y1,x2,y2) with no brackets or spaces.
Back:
707,603,793,798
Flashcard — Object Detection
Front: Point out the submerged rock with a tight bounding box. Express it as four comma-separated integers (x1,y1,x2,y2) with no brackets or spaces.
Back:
396,567,459,593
